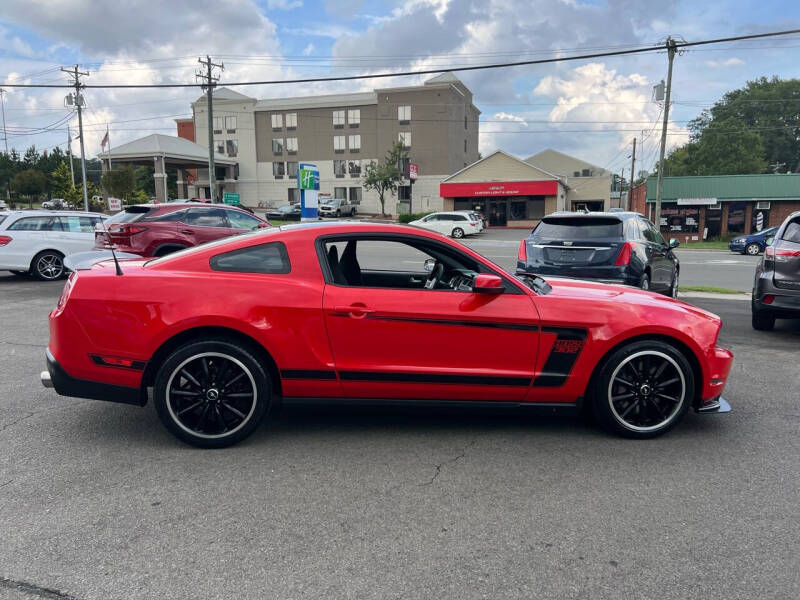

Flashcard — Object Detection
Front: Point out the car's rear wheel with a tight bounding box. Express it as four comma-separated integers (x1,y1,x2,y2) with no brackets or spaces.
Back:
751,303,775,331
591,341,694,439
452,227,464,239
745,243,761,256
154,339,270,448
31,250,65,281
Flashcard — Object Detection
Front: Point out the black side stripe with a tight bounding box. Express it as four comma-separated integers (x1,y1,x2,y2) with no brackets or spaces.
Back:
330,312,538,331
339,371,531,387
533,327,588,387
280,369,337,380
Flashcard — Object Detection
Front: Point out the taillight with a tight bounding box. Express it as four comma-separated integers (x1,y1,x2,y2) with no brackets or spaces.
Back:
765,247,774,258
615,242,633,266
111,224,147,235
518,240,527,262
776,249,800,257
0,235,12,246
762,294,775,304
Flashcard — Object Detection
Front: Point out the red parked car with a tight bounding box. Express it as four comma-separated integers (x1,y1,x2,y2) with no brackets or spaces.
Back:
43,223,732,447
94,203,270,257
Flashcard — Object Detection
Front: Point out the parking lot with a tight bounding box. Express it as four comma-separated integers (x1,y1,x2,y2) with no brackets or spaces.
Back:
1,243,798,599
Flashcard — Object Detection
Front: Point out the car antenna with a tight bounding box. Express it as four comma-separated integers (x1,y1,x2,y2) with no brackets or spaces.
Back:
97,208,124,276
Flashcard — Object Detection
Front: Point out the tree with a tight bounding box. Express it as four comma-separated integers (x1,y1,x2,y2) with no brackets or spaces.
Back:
50,161,74,199
362,142,408,216
101,167,136,201
12,169,47,208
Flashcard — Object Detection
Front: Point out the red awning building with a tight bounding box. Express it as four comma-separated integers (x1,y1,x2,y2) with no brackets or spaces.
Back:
440,151,567,227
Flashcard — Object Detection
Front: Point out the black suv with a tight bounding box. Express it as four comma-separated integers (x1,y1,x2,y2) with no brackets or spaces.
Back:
517,212,681,296
751,210,800,330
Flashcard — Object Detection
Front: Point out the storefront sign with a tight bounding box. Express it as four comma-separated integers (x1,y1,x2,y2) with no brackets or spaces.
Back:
677,197,717,205
107,197,121,211
661,206,699,233
298,162,319,221
440,180,558,197
409,163,418,181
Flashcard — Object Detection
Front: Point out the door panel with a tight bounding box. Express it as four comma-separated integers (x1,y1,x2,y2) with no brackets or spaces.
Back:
323,285,540,401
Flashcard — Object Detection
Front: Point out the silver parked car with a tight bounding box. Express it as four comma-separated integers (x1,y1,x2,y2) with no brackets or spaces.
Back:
751,210,800,330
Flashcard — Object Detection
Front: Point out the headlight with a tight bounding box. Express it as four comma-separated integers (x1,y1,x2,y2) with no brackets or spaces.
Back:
734,238,745,243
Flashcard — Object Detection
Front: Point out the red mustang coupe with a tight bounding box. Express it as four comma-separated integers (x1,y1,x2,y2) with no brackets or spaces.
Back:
42,223,732,447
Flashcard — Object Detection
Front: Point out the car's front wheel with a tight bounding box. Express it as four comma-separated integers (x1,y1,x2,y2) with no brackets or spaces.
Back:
451,227,464,239
667,271,679,298
591,341,694,439
154,339,271,448
31,250,65,281
745,243,761,256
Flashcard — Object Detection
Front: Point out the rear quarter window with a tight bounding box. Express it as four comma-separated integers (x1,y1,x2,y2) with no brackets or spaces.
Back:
532,217,623,240
782,220,800,244
210,242,290,274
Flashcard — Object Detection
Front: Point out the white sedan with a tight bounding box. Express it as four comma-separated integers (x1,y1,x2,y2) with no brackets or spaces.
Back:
0,210,107,280
409,211,480,239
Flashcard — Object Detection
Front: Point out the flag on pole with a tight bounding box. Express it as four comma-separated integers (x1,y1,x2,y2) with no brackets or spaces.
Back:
101,131,109,149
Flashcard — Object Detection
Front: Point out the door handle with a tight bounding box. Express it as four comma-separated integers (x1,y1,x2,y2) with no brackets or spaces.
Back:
410,277,423,284
179,229,195,234
333,305,375,316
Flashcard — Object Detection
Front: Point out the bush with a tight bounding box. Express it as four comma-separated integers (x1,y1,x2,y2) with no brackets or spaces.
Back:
399,211,433,223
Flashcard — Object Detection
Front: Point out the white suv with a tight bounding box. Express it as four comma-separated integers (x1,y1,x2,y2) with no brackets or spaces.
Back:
0,210,107,280
409,211,480,239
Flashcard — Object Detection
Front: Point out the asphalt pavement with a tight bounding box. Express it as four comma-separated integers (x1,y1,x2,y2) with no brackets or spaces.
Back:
0,262,798,599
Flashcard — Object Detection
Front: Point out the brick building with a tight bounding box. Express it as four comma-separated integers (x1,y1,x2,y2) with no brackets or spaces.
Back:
629,174,800,241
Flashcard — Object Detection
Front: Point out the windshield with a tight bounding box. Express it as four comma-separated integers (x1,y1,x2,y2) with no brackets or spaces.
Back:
532,217,623,240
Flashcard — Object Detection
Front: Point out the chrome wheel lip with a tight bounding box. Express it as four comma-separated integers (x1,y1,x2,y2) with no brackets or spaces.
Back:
166,352,257,440
37,254,64,279
607,350,686,433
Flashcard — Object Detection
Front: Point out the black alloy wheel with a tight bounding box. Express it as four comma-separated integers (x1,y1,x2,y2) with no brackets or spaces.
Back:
31,250,65,281
592,341,693,438
154,339,270,448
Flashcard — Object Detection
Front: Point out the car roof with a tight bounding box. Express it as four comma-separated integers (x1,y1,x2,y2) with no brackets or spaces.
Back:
544,211,639,220
2,209,106,217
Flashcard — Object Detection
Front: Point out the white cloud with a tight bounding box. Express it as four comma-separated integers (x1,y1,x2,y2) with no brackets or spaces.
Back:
703,57,744,68
0,25,35,57
266,0,303,8
493,112,528,126
302,43,314,56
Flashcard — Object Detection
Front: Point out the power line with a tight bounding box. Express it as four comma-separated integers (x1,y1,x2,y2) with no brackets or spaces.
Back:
2,29,799,89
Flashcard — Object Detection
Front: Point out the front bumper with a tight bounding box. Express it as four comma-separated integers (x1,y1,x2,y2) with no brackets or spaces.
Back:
695,395,731,414
728,241,746,252
42,348,144,406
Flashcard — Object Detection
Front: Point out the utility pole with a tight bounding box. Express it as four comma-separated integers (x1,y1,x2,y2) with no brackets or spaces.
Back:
196,56,224,202
628,137,636,210
0,88,8,154
654,37,677,232
67,125,75,186
61,65,90,211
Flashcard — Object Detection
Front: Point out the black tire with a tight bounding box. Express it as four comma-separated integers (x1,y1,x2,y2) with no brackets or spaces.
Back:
336,209,341,217
667,270,679,298
639,273,651,291
591,340,694,439
751,304,775,331
10,270,29,277
153,338,271,448
452,227,464,239
30,250,65,281
154,246,186,258
351,208,356,216
745,243,761,256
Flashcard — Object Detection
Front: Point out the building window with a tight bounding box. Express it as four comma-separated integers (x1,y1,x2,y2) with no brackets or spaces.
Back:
225,116,237,133
226,139,238,157
333,110,345,128
272,162,285,179
398,132,411,148
464,115,467,129
398,105,411,123
334,187,347,200
348,135,361,152
215,140,225,155
271,114,283,130
333,160,346,178
348,159,361,177
286,137,298,154
213,117,223,134
288,188,300,204
573,171,580,177
348,109,360,127
510,201,527,221
398,185,411,201
287,161,298,178
272,138,283,154
398,156,410,177
333,135,345,153
349,187,362,205
464,139,467,153
582,168,592,177
286,113,297,129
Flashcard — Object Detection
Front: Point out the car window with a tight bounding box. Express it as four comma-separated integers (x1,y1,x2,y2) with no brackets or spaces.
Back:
0,215,6,226
186,207,228,227
533,217,623,240
142,209,186,223
210,242,290,274
644,219,667,245
56,216,97,233
782,220,800,244
623,218,640,240
226,210,262,230
7,216,61,231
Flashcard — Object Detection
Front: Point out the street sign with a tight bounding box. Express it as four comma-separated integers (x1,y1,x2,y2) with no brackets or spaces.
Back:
409,163,418,181
223,192,240,205
107,197,121,211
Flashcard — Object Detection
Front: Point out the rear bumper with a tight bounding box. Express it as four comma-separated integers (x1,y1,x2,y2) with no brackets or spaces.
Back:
43,348,144,406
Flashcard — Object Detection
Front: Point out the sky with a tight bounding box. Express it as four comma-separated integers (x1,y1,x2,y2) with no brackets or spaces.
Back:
0,0,798,178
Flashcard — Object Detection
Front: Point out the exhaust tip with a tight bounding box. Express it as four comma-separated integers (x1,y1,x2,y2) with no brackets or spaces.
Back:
40,371,53,388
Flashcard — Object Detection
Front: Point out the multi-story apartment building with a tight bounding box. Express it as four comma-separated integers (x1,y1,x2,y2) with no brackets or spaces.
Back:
186,72,480,214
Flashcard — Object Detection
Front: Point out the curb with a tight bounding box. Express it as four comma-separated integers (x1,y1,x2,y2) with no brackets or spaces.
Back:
679,291,750,301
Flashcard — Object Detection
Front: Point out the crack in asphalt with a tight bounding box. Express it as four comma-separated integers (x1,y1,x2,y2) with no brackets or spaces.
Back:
0,340,48,348
418,440,476,487
0,412,39,434
0,576,80,600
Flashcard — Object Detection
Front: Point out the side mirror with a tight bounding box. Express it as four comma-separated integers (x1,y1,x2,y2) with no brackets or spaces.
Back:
423,258,436,272
472,273,504,295
669,238,680,249
765,236,775,246
257,222,271,228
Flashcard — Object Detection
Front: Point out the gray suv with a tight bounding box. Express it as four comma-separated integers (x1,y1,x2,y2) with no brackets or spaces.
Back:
751,210,800,330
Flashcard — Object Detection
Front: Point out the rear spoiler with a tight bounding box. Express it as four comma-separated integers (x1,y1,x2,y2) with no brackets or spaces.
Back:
64,251,141,272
